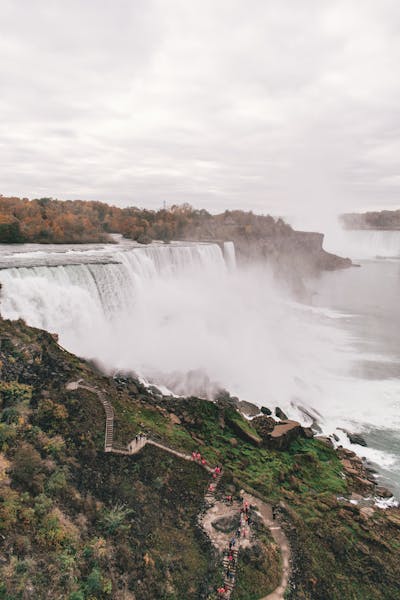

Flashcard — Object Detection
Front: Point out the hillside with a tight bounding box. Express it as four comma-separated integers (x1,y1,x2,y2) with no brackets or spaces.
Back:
1,317,400,599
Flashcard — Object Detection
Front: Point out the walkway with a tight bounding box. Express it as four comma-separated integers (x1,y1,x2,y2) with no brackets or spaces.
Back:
66,380,291,600
243,494,291,600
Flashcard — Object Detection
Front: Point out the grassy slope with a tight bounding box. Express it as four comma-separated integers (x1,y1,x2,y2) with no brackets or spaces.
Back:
0,319,400,599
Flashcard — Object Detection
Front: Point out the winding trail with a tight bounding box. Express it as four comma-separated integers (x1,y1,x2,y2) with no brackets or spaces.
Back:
66,380,291,600
244,494,291,600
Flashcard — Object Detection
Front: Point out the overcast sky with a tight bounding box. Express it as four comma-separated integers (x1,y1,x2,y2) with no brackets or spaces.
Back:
1,0,400,222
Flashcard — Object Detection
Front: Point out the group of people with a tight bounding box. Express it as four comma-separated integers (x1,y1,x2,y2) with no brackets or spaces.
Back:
192,450,208,466
216,499,252,597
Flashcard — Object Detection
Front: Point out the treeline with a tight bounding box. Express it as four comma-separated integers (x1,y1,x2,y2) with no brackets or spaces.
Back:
341,209,400,230
0,195,291,244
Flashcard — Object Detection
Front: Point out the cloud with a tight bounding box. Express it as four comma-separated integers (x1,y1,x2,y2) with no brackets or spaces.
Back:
1,0,400,222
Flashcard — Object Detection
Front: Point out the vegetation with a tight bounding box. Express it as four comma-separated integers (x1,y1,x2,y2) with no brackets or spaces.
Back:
341,208,400,230
0,317,399,599
0,194,291,244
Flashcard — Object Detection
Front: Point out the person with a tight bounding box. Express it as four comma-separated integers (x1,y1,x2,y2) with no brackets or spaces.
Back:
272,505,277,520
201,457,207,465
236,527,241,538
196,451,201,461
209,484,214,492
230,537,236,548
192,451,196,461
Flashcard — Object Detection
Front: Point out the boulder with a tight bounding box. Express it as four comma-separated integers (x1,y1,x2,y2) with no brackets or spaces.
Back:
261,406,272,415
275,407,288,420
302,427,314,439
347,432,368,447
236,399,260,417
375,486,393,499
252,415,276,437
267,420,303,450
316,436,334,449
336,447,357,460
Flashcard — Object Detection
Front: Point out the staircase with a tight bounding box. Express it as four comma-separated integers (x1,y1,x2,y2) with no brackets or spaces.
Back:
66,379,243,600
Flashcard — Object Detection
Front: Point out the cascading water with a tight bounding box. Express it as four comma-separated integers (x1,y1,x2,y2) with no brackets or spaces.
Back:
323,228,400,259
0,239,348,412
1,236,400,496
0,242,227,359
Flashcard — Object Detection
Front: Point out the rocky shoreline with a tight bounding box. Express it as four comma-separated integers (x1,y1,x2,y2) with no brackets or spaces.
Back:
232,397,396,505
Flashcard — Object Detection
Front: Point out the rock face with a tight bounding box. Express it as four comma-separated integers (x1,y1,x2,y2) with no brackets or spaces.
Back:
182,212,352,298
334,446,393,497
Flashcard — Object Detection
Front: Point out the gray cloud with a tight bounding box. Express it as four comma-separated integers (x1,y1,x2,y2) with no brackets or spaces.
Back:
1,0,400,223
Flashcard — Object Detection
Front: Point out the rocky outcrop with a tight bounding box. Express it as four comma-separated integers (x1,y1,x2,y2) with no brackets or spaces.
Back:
336,446,394,499
252,416,310,450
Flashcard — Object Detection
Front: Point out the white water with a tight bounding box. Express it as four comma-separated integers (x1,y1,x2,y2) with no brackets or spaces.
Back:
0,233,399,494
0,239,351,407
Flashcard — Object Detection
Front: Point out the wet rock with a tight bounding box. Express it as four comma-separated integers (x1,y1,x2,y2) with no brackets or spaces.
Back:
332,433,340,442
347,432,368,447
236,399,260,417
261,406,272,415
275,407,288,420
376,486,393,499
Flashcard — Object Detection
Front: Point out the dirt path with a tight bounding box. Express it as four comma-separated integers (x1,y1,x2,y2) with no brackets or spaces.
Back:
244,494,291,600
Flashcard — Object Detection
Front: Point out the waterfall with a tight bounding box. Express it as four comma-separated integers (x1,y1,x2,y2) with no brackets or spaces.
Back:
324,229,400,260
0,242,228,360
223,241,237,270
